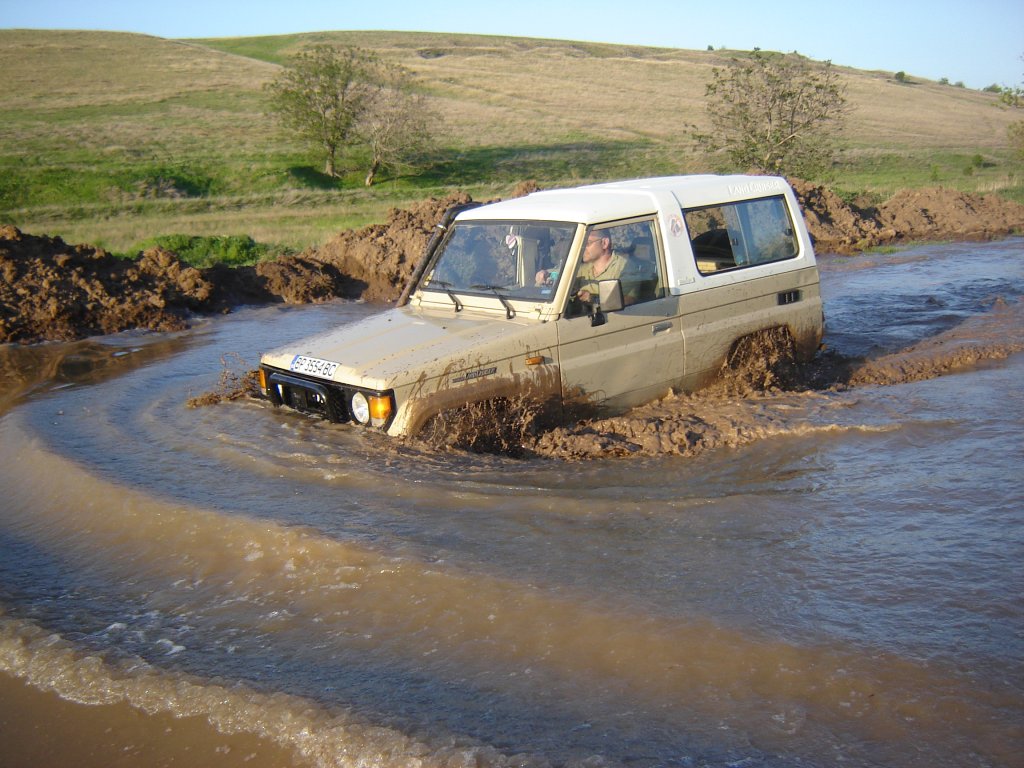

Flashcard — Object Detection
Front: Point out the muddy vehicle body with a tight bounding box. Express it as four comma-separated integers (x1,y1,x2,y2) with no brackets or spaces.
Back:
259,175,824,436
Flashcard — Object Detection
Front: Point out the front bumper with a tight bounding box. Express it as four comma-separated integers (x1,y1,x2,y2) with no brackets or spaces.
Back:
259,366,396,431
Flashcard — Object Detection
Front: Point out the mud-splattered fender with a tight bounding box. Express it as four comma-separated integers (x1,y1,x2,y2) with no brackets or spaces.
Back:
393,358,562,437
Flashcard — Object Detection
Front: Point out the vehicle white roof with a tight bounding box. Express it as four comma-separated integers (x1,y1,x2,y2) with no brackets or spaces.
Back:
456,175,792,224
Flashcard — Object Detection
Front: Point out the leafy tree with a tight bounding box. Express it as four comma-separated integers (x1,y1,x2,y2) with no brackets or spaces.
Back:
693,50,851,178
265,46,383,178
356,65,438,186
266,46,438,185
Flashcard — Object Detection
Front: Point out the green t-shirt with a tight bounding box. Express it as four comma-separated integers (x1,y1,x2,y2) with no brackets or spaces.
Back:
574,251,631,298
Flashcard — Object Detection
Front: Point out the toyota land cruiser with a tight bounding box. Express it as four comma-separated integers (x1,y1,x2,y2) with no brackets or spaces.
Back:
259,175,824,436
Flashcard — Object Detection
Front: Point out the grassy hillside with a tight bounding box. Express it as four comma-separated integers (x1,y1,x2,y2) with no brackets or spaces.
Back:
1,28,1021,254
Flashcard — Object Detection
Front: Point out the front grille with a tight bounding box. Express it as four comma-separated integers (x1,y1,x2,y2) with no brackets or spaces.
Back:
265,369,349,423
262,366,396,431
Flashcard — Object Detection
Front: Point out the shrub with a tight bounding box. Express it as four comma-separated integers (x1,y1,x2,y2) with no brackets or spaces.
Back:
116,163,215,199
1009,121,1024,160
147,234,275,268
999,88,1023,108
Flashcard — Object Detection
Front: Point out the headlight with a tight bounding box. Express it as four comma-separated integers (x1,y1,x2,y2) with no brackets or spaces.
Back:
350,392,371,424
351,391,394,427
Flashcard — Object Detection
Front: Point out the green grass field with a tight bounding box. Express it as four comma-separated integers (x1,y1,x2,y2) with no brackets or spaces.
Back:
1,29,1021,257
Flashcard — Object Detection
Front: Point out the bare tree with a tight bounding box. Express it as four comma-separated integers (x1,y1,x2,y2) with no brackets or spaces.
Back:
694,51,851,178
265,46,381,177
357,66,437,186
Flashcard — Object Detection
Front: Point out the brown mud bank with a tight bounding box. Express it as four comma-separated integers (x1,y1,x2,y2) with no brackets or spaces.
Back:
3,183,1024,345
0,194,467,345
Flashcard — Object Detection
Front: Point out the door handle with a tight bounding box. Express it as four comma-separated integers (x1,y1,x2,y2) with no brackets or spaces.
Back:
652,321,672,334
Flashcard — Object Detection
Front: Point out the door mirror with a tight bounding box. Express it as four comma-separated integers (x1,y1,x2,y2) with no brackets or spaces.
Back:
598,280,624,313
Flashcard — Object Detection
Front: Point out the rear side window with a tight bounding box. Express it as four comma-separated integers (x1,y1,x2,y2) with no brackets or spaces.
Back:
684,195,798,275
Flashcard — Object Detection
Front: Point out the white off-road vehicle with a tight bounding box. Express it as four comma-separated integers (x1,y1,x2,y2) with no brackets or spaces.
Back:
259,175,824,436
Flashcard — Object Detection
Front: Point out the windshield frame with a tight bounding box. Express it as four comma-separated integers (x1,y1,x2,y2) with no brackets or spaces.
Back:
416,219,581,305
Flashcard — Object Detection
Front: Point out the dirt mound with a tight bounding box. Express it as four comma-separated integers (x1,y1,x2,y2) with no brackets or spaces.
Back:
875,187,1024,243
0,227,368,344
789,180,885,253
790,180,1024,254
1,192,473,343
307,193,473,302
0,226,210,343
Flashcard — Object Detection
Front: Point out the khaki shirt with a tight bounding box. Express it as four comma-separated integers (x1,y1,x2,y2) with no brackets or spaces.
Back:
574,252,631,298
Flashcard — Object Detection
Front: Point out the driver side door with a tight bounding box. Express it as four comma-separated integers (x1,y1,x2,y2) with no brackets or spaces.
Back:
555,218,685,412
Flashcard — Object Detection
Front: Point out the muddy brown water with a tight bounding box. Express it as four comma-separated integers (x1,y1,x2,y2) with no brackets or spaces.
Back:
1,239,1022,767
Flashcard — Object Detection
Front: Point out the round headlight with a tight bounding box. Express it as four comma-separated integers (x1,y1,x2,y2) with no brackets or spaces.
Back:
350,392,370,424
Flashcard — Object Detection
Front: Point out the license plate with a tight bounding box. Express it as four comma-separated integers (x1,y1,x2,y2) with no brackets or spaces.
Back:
289,355,339,379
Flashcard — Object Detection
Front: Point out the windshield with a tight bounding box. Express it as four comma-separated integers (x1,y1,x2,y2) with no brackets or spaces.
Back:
420,220,577,302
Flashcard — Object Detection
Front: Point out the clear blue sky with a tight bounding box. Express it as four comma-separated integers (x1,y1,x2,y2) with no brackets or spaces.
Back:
2,0,1021,90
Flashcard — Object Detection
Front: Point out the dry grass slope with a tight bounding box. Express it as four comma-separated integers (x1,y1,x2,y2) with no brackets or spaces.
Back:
1,29,1021,252
191,30,1018,151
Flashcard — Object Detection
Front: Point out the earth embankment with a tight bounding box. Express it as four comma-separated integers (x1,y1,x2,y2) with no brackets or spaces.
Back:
2,184,1022,345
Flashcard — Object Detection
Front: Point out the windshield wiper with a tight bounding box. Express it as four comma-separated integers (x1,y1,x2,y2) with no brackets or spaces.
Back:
471,284,516,319
428,280,463,312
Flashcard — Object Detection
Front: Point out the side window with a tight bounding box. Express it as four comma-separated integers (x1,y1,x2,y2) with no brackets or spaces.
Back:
567,218,665,316
685,195,798,275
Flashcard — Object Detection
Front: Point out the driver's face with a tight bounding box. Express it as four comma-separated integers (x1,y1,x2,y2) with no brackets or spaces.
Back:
582,234,605,262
